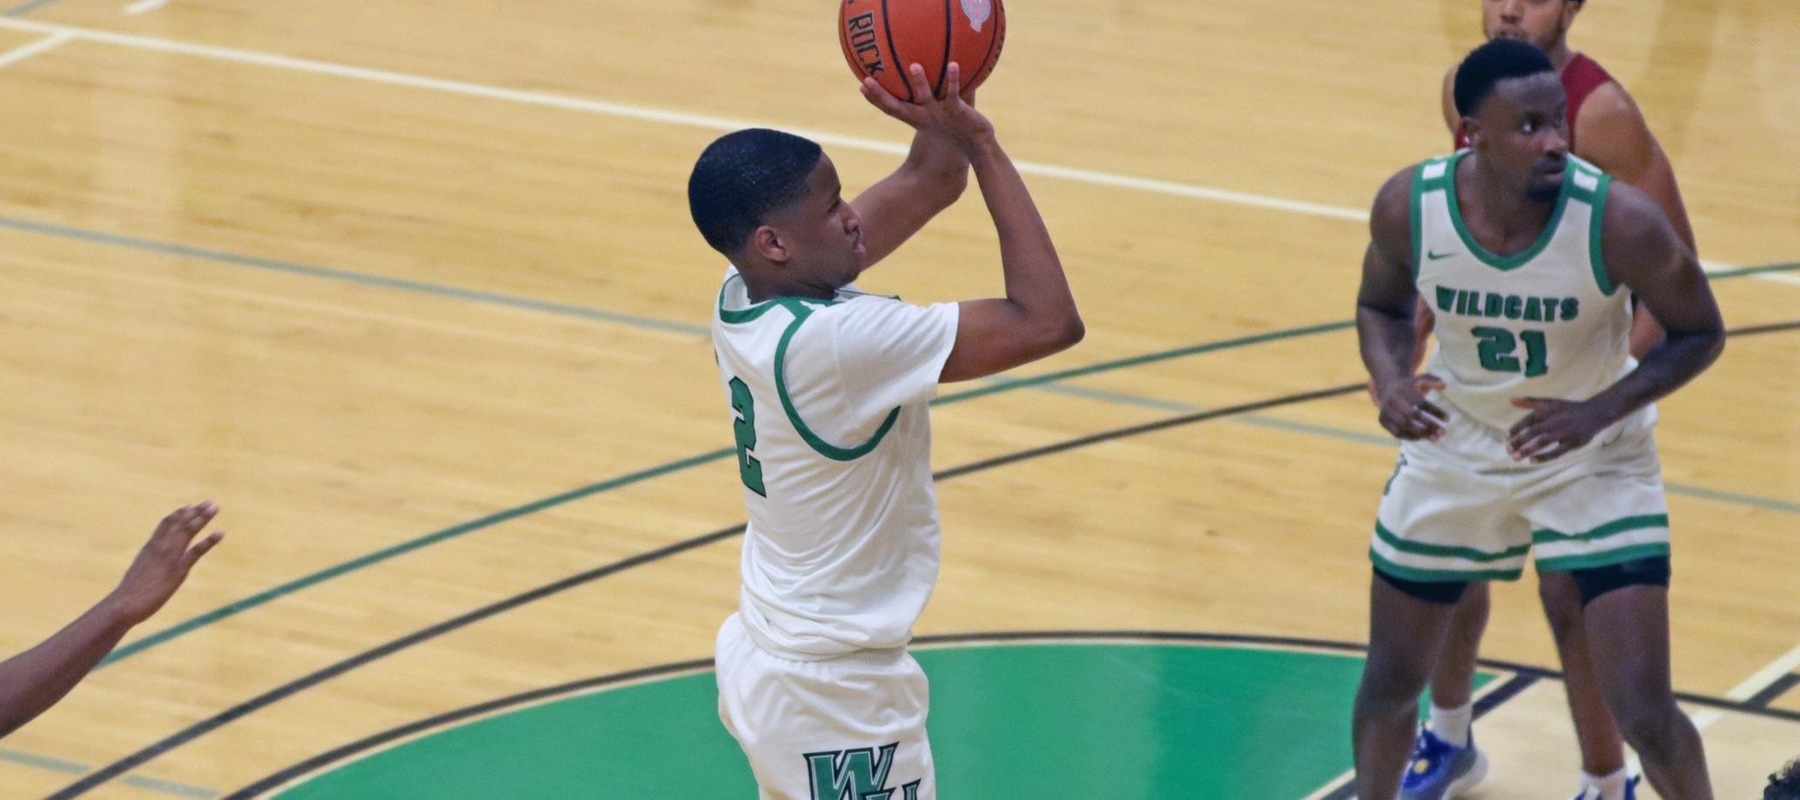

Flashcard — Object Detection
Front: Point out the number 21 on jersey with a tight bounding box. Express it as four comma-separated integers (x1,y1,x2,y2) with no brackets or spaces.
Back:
1472,326,1548,378
728,377,768,497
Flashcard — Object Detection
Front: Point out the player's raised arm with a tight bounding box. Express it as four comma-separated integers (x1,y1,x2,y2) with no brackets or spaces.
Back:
861,63,1082,382
849,104,971,269
1358,168,1448,441
0,503,223,738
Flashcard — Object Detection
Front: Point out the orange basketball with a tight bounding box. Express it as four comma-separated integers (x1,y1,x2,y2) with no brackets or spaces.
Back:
839,0,1006,101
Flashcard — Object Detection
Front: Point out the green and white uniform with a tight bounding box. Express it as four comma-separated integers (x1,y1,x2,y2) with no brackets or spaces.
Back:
712,267,958,799
1371,152,1671,582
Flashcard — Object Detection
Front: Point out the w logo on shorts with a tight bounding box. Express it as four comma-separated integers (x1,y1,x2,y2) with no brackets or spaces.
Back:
806,742,922,800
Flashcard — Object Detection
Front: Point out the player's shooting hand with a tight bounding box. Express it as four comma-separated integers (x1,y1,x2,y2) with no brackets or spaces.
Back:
1375,375,1449,442
103,502,225,626
860,63,994,153
1506,397,1611,463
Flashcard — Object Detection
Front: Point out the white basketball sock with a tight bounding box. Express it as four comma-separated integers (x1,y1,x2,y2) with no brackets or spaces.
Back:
1428,703,1473,748
1581,767,1630,800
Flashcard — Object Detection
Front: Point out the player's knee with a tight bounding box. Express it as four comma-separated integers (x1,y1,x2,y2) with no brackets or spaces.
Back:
1569,556,1671,606
1612,697,1689,760
1358,646,1436,710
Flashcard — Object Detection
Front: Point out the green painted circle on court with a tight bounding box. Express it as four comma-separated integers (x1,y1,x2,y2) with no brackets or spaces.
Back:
273,641,1477,798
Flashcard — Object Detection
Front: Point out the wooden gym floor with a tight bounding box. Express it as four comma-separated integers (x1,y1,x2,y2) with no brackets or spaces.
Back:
0,0,1792,796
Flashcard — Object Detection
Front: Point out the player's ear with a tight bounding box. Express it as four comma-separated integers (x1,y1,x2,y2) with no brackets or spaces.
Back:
1457,117,1479,149
751,225,790,265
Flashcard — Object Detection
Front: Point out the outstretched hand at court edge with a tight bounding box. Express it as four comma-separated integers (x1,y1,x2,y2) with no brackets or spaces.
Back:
105,501,225,625
0,502,223,739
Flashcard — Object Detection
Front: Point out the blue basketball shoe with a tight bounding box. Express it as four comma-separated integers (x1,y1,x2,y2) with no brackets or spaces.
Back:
1571,773,1641,800
1399,727,1489,800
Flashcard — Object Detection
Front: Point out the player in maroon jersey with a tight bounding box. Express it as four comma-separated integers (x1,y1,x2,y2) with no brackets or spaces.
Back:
1399,3,1704,800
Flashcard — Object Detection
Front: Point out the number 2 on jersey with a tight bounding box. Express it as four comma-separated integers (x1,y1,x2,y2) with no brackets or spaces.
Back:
728,377,768,497
1472,326,1548,378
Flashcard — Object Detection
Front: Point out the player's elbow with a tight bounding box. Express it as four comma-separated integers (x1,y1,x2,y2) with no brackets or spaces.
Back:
1030,309,1085,355
931,165,971,208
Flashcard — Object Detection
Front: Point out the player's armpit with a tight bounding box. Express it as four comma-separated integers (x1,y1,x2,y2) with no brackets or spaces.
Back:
1598,183,1720,340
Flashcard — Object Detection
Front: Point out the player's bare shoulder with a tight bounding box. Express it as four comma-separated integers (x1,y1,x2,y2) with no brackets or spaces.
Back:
1599,179,1678,249
1369,166,1416,247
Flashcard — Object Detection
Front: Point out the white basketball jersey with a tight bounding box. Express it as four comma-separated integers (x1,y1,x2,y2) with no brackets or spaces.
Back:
712,268,960,660
1413,152,1650,433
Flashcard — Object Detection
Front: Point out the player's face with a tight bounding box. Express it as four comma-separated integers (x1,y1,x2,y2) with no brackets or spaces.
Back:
1482,0,1579,53
1470,74,1569,201
767,155,866,288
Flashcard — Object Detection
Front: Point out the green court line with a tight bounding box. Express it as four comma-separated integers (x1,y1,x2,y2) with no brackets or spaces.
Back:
938,321,1357,406
97,273,1800,668
100,322,1359,669
32,211,1785,665
0,747,85,773
1,0,58,17
1712,262,1800,279
98,448,734,666
0,216,711,337
0,748,214,797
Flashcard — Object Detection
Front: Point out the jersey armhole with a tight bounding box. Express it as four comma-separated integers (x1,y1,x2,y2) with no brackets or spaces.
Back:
775,306,900,462
1588,174,1618,295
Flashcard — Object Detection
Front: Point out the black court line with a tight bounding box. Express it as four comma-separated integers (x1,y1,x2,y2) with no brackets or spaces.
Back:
1748,673,1800,710
58,319,1800,795
1315,672,1543,800
226,630,1800,798
51,383,1367,796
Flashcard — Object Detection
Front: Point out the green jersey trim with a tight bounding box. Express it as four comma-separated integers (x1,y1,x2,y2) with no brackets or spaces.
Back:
1441,150,1574,272
771,304,901,462
1588,173,1618,295
1536,542,1671,573
1530,513,1668,545
1408,159,1446,279
1374,521,1532,563
1370,548,1525,583
717,274,840,324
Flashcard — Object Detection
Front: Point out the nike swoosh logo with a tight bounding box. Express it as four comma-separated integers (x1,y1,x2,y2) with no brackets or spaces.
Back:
1427,250,1456,260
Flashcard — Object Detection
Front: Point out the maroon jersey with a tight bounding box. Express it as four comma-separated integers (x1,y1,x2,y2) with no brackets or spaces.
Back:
1454,52,1616,151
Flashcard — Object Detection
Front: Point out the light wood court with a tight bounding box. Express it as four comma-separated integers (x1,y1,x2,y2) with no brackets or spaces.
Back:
0,0,1792,796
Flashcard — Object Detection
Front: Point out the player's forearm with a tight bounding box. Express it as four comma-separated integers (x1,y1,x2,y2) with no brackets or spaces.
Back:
969,138,1081,340
896,130,971,211
0,599,135,737
1586,326,1724,424
1357,304,1419,390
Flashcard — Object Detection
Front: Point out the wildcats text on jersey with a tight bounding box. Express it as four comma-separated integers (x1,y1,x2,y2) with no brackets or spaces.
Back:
1433,286,1580,323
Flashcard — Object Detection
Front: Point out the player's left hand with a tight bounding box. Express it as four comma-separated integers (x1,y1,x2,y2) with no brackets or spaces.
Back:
1506,397,1612,463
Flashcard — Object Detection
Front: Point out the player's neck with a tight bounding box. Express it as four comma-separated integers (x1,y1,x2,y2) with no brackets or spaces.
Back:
1458,156,1556,243
1544,40,1576,72
740,271,838,304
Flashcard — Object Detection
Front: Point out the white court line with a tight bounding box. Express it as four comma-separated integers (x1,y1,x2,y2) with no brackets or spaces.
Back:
1305,642,1800,796
0,17,1456,227
0,16,1792,284
1692,640,1800,731
124,0,170,15
0,29,70,69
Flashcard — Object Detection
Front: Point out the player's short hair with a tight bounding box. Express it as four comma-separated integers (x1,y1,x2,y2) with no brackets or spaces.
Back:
1453,38,1556,118
687,128,824,254
1769,758,1800,800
